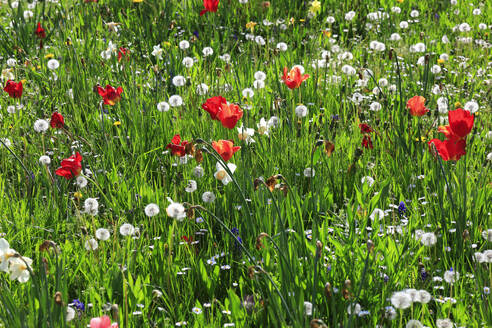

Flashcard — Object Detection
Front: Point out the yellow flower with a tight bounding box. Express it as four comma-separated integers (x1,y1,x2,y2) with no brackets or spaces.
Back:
133,0,143,2
437,58,445,65
246,21,257,32
299,19,306,22
414,136,427,142
322,30,331,38
454,101,461,109
163,42,171,47
289,17,295,25
309,0,321,14
397,0,404,3
44,53,54,59
113,121,121,126
20,79,27,84
74,191,82,199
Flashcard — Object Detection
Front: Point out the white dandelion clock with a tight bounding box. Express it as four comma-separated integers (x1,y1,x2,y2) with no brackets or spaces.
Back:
169,95,183,107
76,176,88,188
185,180,197,193
295,105,308,118
179,40,190,50
202,191,216,203
157,101,170,112
202,47,214,57
166,198,186,221
443,269,459,284
119,223,135,236
95,228,110,241
196,83,209,95
84,238,98,251
172,75,186,87
39,155,51,165
144,203,160,217
84,198,99,216
34,119,49,133
276,42,288,51
193,166,204,178
182,57,194,68
303,168,315,178
242,88,254,98
390,291,412,309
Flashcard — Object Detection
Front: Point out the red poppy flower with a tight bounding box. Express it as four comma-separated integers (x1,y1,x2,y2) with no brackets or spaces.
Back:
200,0,219,16
362,135,373,149
3,80,23,98
118,47,130,62
35,23,46,39
406,96,429,117
50,112,65,128
438,108,474,141
359,123,373,133
217,102,243,129
166,134,189,157
55,152,82,180
202,96,226,120
97,84,123,105
212,140,240,162
428,138,466,161
281,66,309,89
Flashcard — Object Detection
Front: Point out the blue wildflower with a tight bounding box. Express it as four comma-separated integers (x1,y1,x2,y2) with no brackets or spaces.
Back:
398,201,407,216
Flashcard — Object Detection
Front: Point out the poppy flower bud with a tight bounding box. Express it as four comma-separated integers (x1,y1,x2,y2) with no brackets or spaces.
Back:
324,282,332,298
316,240,323,256
54,292,63,305
111,304,119,320
367,239,375,253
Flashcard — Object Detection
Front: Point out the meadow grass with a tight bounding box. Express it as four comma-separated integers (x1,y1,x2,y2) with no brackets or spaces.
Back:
0,0,491,327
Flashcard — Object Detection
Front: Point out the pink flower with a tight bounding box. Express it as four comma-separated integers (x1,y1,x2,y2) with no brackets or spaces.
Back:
90,315,118,328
